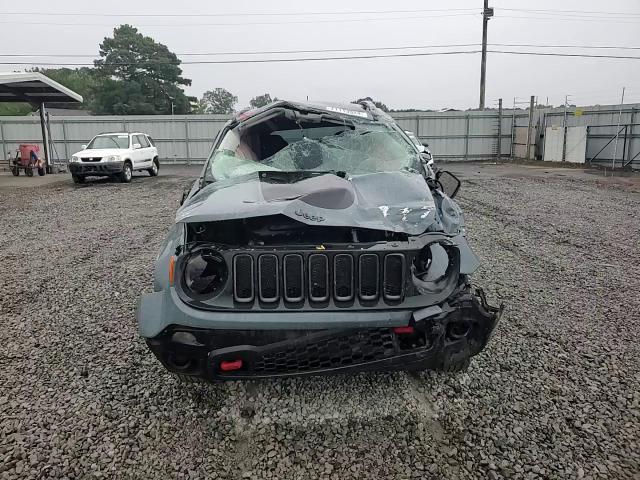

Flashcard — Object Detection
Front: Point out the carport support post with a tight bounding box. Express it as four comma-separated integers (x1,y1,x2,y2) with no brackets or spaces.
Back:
0,119,6,161
525,95,534,160
39,102,51,173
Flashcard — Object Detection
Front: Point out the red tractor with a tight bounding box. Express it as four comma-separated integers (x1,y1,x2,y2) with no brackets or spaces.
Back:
10,144,46,177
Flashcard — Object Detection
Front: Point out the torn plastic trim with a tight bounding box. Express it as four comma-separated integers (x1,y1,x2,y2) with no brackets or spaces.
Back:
142,286,503,379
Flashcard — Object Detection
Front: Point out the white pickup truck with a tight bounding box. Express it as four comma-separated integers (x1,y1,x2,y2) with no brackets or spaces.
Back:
68,132,159,184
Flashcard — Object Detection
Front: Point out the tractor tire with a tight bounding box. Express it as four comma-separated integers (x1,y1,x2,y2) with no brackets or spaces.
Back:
72,175,85,184
11,166,19,176
25,167,34,177
37,167,46,176
119,162,133,183
147,159,159,177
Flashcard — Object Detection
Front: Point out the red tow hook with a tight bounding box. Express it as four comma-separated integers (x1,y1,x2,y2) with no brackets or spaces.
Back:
219,359,243,372
393,326,415,334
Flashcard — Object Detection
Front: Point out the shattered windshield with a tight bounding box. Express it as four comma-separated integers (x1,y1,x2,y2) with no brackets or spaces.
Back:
208,113,421,181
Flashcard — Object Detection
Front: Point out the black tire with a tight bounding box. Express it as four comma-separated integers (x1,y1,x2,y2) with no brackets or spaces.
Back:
11,166,19,176
119,162,133,183
37,167,46,176
147,159,159,177
25,167,34,177
72,175,85,184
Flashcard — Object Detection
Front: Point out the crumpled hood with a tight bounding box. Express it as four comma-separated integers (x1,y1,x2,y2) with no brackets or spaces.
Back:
177,171,442,235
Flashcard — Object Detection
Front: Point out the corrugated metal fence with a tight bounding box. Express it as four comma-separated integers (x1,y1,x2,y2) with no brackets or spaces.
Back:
0,110,528,165
542,106,639,168
0,105,637,167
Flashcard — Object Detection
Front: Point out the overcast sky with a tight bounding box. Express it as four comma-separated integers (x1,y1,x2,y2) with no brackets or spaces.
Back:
2,0,640,110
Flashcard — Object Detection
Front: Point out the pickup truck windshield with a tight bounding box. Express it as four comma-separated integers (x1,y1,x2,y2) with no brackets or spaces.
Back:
87,135,130,149
208,119,421,181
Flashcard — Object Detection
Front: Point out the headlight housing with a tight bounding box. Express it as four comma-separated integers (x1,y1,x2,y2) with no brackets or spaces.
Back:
182,249,228,298
71,155,80,163
105,155,121,162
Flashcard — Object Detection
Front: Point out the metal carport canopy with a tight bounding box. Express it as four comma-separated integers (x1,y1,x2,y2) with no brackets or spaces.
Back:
0,72,83,104
0,72,83,170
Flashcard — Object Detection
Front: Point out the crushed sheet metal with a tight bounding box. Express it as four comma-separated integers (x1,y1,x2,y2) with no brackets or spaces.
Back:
177,171,444,235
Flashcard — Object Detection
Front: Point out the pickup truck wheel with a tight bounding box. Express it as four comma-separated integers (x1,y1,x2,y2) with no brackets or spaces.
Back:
25,167,34,177
119,162,132,183
72,175,85,184
147,159,159,177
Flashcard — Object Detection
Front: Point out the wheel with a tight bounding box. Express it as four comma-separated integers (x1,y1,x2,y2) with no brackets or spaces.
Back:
119,162,132,183
147,159,159,177
25,167,34,177
10,166,19,176
37,167,46,176
72,175,85,184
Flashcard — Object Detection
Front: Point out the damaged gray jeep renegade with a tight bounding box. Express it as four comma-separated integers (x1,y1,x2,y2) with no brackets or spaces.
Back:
137,100,502,381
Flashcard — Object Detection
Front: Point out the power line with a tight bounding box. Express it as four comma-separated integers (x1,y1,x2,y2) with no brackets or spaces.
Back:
1,44,482,58
496,15,640,24
489,50,640,60
0,51,482,66
0,13,480,27
4,7,639,18
2,49,640,67
501,8,640,16
3,43,639,59
1,8,481,17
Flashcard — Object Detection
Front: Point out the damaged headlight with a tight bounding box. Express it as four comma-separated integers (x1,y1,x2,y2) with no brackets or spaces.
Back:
182,249,228,298
411,241,460,295
413,243,449,281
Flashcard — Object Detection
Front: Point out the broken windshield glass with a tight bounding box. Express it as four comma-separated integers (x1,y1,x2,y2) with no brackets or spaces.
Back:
208,118,422,182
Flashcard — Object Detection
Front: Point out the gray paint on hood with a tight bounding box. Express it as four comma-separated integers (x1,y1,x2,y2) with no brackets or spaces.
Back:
176,171,441,235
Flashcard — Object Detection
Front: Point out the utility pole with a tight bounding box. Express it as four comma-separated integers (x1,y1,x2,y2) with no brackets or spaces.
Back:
479,0,494,110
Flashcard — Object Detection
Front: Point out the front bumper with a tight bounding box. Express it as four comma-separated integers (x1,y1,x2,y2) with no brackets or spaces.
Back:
142,288,503,380
68,161,124,176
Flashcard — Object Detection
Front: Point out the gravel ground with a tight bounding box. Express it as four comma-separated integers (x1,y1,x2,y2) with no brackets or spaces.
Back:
1,164,639,479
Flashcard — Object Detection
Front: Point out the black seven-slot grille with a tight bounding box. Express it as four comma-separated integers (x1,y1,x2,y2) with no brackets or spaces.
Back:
233,252,406,305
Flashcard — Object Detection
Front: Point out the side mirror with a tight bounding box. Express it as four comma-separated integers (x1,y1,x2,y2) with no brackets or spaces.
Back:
81,144,87,150
436,170,461,198
133,143,142,150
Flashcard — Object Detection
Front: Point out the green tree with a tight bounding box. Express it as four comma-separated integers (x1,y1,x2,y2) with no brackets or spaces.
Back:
353,96,389,112
249,93,278,109
30,67,98,111
0,103,33,116
197,88,238,114
93,25,192,114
